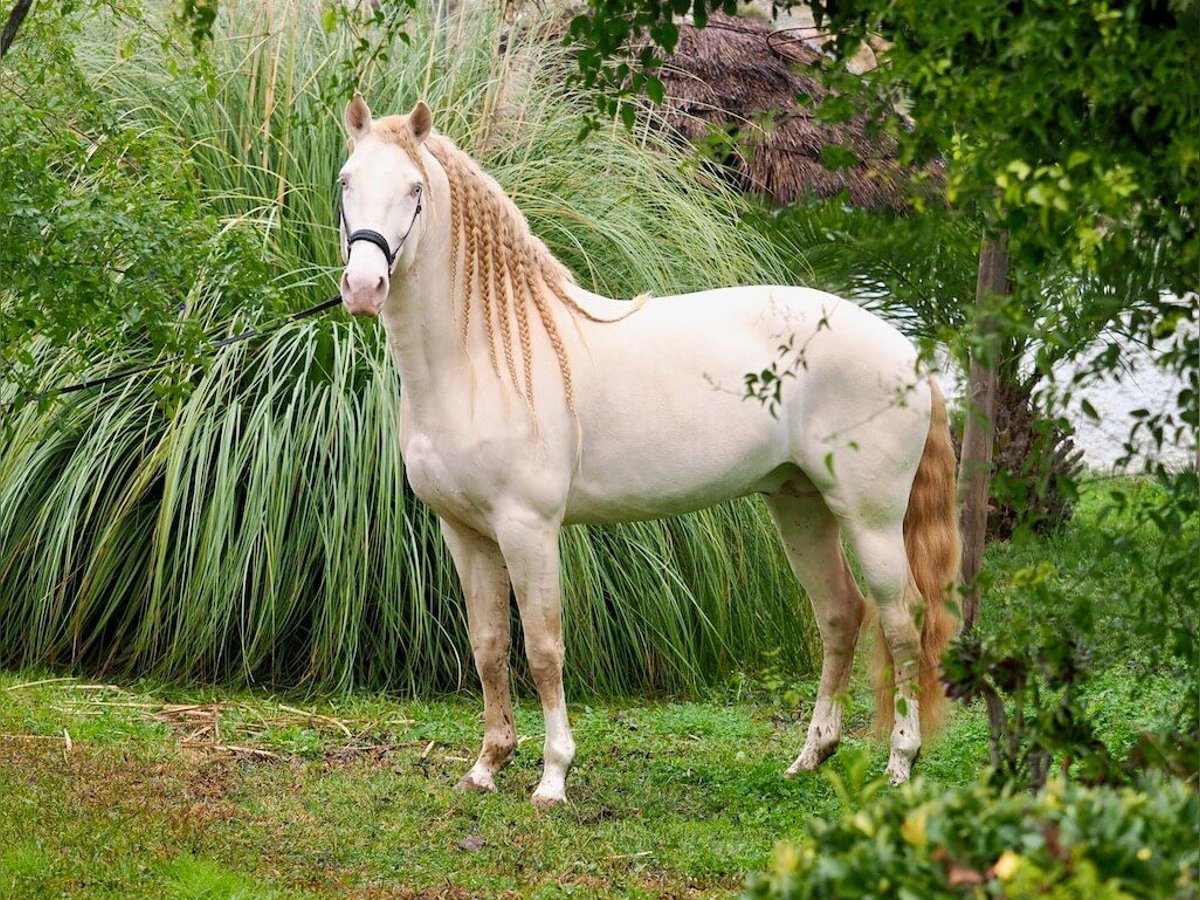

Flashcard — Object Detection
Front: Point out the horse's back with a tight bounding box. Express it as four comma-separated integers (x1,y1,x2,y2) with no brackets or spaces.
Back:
579,284,917,371
563,284,929,525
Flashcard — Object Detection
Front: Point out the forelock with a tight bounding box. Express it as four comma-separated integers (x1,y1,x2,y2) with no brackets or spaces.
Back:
370,115,429,179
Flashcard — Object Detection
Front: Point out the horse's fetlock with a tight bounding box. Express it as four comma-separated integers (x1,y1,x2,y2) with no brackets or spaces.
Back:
482,732,517,767
544,735,575,770
891,726,921,756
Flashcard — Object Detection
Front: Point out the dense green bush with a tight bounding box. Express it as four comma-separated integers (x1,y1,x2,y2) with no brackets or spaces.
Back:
745,774,1199,899
747,480,1198,898
0,18,283,407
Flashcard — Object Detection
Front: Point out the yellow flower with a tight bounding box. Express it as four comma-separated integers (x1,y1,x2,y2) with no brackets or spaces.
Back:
1138,848,1152,861
994,850,1021,881
773,842,800,874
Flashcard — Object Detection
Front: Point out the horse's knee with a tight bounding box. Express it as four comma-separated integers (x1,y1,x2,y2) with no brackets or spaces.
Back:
825,594,865,640
525,635,564,686
471,628,510,682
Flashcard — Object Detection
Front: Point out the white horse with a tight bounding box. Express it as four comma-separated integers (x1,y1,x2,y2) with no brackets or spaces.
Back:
336,96,961,808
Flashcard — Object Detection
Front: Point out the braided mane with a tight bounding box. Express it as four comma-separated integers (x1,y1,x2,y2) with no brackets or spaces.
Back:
379,117,629,413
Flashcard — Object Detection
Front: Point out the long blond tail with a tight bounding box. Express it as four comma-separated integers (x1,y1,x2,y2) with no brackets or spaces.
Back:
875,378,962,736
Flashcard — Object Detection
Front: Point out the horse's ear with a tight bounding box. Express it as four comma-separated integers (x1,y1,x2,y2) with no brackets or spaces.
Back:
345,92,372,140
408,101,432,143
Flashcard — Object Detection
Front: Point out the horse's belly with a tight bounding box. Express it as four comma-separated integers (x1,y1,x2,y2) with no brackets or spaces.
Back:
563,463,794,524
563,404,793,524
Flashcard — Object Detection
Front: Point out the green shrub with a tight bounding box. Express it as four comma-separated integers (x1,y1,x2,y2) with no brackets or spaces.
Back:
0,16,283,406
745,775,1199,899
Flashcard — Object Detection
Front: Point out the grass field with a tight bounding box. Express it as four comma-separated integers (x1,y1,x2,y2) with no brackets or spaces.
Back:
0,483,1175,898
0,672,994,898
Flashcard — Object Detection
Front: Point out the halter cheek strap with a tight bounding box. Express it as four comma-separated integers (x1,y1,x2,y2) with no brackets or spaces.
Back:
340,185,423,275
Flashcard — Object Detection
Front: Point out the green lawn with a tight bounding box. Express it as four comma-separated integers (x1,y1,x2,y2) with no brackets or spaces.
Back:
0,667,992,897
0,483,1175,897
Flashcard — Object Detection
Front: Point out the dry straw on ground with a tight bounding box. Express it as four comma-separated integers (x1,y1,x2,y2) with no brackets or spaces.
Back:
2,677,432,769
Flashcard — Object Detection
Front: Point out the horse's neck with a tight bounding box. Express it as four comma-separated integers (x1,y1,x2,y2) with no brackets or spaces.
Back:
380,175,465,416
379,153,627,427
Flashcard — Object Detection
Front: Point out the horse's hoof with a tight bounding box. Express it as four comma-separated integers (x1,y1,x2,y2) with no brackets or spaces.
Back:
531,790,567,810
454,772,496,793
785,741,840,777
884,757,912,786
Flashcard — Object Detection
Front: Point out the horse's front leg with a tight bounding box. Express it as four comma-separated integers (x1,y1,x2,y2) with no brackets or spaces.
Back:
440,517,517,792
495,509,575,809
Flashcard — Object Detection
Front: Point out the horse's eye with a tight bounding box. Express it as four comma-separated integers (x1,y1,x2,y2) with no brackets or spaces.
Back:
410,183,422,197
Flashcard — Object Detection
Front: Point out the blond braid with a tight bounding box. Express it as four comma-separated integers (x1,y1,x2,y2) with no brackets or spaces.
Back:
445,152,467,345
523,263,575,413
486,199,521,395
464,172,499,375
535,243,641,325
503,217,536,406
406,130,647,416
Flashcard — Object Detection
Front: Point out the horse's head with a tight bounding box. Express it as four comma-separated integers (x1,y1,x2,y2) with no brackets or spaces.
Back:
338,94,432,317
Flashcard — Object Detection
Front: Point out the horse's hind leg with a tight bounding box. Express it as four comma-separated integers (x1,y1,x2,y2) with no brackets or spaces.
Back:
838,517,924,785
765,485,865,775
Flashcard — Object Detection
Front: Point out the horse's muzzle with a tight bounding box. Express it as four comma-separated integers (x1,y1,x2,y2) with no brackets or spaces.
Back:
341,270,387,317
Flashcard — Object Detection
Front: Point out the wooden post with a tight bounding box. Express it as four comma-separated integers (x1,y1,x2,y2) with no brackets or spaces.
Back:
959,232,1009,631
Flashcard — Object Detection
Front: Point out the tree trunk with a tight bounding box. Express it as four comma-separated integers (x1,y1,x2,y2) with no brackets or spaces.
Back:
1,0,33,58
959,232,1009,631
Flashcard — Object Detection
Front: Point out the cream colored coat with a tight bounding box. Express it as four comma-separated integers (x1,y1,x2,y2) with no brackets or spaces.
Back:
338,97,959,808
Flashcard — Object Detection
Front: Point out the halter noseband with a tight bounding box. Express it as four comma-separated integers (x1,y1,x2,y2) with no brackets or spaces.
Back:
339,184,423,274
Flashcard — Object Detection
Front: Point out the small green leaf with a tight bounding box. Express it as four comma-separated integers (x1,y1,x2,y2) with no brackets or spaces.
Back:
1066,150,1091,169
1007,159,1032,180
646,76,664,105
820,144,859,170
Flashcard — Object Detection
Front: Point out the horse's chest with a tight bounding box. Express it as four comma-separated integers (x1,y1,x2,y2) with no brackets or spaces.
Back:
402,432,473,516
403,432,506,532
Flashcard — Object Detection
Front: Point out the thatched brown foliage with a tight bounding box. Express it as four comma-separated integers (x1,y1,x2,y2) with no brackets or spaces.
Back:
657,14,926,210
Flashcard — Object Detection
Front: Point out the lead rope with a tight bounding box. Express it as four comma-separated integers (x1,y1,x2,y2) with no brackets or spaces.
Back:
4,293,345,411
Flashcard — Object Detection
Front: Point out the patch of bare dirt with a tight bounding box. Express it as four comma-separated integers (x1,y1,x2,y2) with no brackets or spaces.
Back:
0,735,240,831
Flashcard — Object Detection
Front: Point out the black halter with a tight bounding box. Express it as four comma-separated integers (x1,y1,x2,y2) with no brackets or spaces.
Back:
339,184,423,274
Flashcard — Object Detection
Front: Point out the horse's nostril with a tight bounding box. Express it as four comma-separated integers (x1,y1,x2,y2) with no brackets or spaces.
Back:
341,271,351,292
375,276,386,293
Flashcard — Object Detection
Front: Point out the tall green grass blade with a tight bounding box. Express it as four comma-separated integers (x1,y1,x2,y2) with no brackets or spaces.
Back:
0,1,815,696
